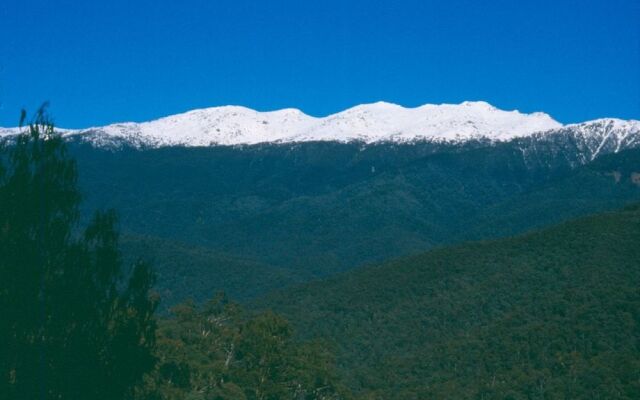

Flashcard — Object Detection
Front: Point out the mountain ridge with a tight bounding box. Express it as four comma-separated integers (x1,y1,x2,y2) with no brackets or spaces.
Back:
4,101,637,148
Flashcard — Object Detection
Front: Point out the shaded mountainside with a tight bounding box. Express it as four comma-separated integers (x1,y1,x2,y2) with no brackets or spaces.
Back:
119,235,306,309
460,149,640,241
263,203,640,399
70,141,640,304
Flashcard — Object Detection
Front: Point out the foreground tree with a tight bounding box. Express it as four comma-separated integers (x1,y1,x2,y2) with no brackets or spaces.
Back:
139,294,352,400
0,107,157,399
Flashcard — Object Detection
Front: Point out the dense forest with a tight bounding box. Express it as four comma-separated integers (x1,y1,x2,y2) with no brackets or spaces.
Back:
70,140,640,305
1,112,638,399
264,203,640,398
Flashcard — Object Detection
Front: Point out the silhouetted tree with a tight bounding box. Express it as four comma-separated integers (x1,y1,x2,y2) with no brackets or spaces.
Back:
0,107,157,399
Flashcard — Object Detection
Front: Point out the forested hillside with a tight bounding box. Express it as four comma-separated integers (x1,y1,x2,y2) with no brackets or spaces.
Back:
264,203,640,399
120,235,306,308
0,115,354,400
3,112,638,398
71,141,640,303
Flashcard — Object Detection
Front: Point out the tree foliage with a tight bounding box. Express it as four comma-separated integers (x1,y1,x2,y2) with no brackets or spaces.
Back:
138,294,352,400
0,108,157,399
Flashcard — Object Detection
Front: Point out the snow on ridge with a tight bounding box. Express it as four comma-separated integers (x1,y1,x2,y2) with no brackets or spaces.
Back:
0,127,21,136
312,100,563,142
2,101,637,148
85,100,562,146
561,118,640,159
565,117,640,131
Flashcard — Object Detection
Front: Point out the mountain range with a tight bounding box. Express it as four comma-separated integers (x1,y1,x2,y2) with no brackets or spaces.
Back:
2,100,639,397
2,101,639,306
1,101,638,148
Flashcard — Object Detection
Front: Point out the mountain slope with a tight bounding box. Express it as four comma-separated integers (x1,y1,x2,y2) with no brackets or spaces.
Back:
73,143,640,281
457,148,640,241
119,235,304,309
6,107,636,305
263,204,640,399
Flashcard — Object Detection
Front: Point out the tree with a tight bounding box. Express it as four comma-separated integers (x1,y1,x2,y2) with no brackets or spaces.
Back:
0,107,157,399
140,294,352,400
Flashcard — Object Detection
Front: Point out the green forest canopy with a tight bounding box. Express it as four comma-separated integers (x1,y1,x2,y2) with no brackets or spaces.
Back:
264,203,640,399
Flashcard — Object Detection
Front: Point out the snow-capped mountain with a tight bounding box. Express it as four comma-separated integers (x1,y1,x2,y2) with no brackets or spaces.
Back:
294,101,561,143
0,101,559,146
1,101,638,151
559,119,640,159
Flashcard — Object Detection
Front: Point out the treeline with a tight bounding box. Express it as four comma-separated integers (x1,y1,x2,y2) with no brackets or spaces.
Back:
0,111,351,399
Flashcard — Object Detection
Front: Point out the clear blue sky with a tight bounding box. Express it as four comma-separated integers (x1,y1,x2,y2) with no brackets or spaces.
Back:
1,0,638,127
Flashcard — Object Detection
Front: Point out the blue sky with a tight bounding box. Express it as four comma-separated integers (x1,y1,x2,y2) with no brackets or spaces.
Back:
1,0,638,127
